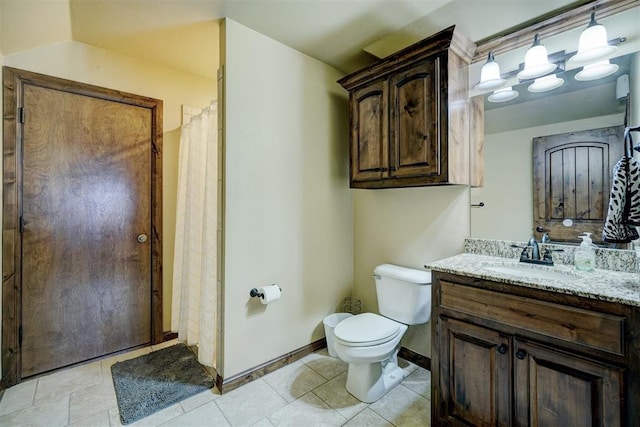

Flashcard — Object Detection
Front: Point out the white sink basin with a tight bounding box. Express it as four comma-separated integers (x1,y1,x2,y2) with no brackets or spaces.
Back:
483,262,579,281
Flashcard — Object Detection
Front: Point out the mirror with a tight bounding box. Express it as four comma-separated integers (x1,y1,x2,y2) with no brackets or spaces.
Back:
470,3,640,248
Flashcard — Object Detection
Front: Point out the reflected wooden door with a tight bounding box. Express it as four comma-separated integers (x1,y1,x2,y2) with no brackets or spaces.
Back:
533,125,624,243
2,67,163,382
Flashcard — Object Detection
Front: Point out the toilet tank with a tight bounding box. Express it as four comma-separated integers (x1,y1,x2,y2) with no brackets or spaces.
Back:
374,264,432,325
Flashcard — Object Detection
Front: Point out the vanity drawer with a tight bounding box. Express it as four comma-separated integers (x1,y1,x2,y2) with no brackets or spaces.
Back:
439,281,625,356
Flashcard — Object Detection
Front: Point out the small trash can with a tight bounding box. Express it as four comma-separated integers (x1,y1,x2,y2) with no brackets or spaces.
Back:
323,312,354,357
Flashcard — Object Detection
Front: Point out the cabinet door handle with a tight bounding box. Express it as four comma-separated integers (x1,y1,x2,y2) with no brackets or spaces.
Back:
389,166,397,171
516,349,527,360
497,344,508,354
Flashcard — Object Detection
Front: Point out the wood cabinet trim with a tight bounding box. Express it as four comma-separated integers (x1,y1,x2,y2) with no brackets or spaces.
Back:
469,96,485,187
440,280,625,356
338,26,475,91
433,270,630,315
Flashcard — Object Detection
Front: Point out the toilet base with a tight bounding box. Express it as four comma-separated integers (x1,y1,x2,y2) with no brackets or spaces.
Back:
345,352,406,403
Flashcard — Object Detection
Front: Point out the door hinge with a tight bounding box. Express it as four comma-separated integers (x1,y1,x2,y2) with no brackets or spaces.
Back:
19,325,23,346
19,216,25,233
18,107,25,124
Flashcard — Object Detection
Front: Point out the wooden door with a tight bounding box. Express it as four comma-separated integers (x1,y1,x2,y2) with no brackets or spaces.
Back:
532,125,624,243
514,340,623,427
2,67,163,384
389,58,441,180
437,317,512,426
350,79,388,184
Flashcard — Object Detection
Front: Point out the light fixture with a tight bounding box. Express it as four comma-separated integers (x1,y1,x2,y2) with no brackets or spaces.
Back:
475,52,507,91
517,34,557,80
488,87,519,103
528,74,564,93
569,12,617,65
575,59,619,81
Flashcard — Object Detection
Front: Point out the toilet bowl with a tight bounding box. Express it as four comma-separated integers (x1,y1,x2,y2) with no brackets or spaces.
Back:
333,313,407,363
333,313,408,402
332,264,432,403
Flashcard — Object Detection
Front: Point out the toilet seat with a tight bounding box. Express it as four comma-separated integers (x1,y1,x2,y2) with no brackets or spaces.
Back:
334,313,403,347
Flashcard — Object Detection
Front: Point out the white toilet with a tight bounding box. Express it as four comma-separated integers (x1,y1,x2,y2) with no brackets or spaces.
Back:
333,263,432,403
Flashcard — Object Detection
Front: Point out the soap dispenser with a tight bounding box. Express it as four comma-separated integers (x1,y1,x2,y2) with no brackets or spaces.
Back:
574,233,596,272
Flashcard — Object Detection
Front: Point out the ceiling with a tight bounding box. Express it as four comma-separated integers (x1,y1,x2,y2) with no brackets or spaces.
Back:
1,0,588,79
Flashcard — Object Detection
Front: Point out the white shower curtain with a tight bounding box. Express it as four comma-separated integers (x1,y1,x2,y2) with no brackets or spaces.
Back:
171,100,218,367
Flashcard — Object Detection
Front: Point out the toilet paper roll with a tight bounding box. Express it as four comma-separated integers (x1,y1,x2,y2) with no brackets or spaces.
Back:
260,285,281,305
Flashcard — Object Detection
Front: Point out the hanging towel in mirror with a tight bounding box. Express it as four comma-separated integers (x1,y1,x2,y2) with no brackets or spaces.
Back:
603,128,640,243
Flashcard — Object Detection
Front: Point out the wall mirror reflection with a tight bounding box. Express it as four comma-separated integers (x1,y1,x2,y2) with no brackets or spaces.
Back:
470,3,640,249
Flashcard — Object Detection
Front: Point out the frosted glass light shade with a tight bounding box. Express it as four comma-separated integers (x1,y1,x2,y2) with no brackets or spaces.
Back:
528,74,564,92
475,52,506,91
569,13,617,65
575,60,619,81
488,87,519,103
518,34,557,80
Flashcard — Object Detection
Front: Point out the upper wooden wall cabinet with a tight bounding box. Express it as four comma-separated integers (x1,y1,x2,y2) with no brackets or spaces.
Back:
338,26,480,189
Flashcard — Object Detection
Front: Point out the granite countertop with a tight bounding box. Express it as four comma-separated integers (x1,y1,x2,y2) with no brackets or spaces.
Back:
426,253,640,307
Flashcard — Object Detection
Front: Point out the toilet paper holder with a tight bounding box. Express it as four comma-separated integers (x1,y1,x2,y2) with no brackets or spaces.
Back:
249,285,281,298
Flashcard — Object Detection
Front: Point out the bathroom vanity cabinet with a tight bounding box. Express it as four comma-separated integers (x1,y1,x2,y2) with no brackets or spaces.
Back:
431,271,640,426
337,26,481,189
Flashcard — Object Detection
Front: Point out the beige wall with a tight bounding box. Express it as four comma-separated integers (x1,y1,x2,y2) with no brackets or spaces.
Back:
0,0,72,56
2,40,217,332
353,185,470,358
220,19,353,378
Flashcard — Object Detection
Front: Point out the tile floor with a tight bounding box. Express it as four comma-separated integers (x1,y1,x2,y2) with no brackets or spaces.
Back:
0,340,431,426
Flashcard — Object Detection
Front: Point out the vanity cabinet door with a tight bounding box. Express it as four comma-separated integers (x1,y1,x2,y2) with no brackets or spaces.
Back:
514,340,623,427
437,317,512,426
389,58,442,181
349,80,389,183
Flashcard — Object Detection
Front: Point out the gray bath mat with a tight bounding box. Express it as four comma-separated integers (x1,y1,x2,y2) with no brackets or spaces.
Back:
111,343,215,424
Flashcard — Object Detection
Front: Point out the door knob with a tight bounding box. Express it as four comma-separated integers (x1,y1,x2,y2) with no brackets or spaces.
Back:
497,344,508,354
137,234,148,243
516,349,527,360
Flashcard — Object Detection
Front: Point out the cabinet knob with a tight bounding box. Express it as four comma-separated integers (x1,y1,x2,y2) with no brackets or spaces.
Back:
516,349,527,360
497,344,508,355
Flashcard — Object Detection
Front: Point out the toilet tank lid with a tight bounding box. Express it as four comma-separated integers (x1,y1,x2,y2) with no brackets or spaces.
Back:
374,264,432,284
